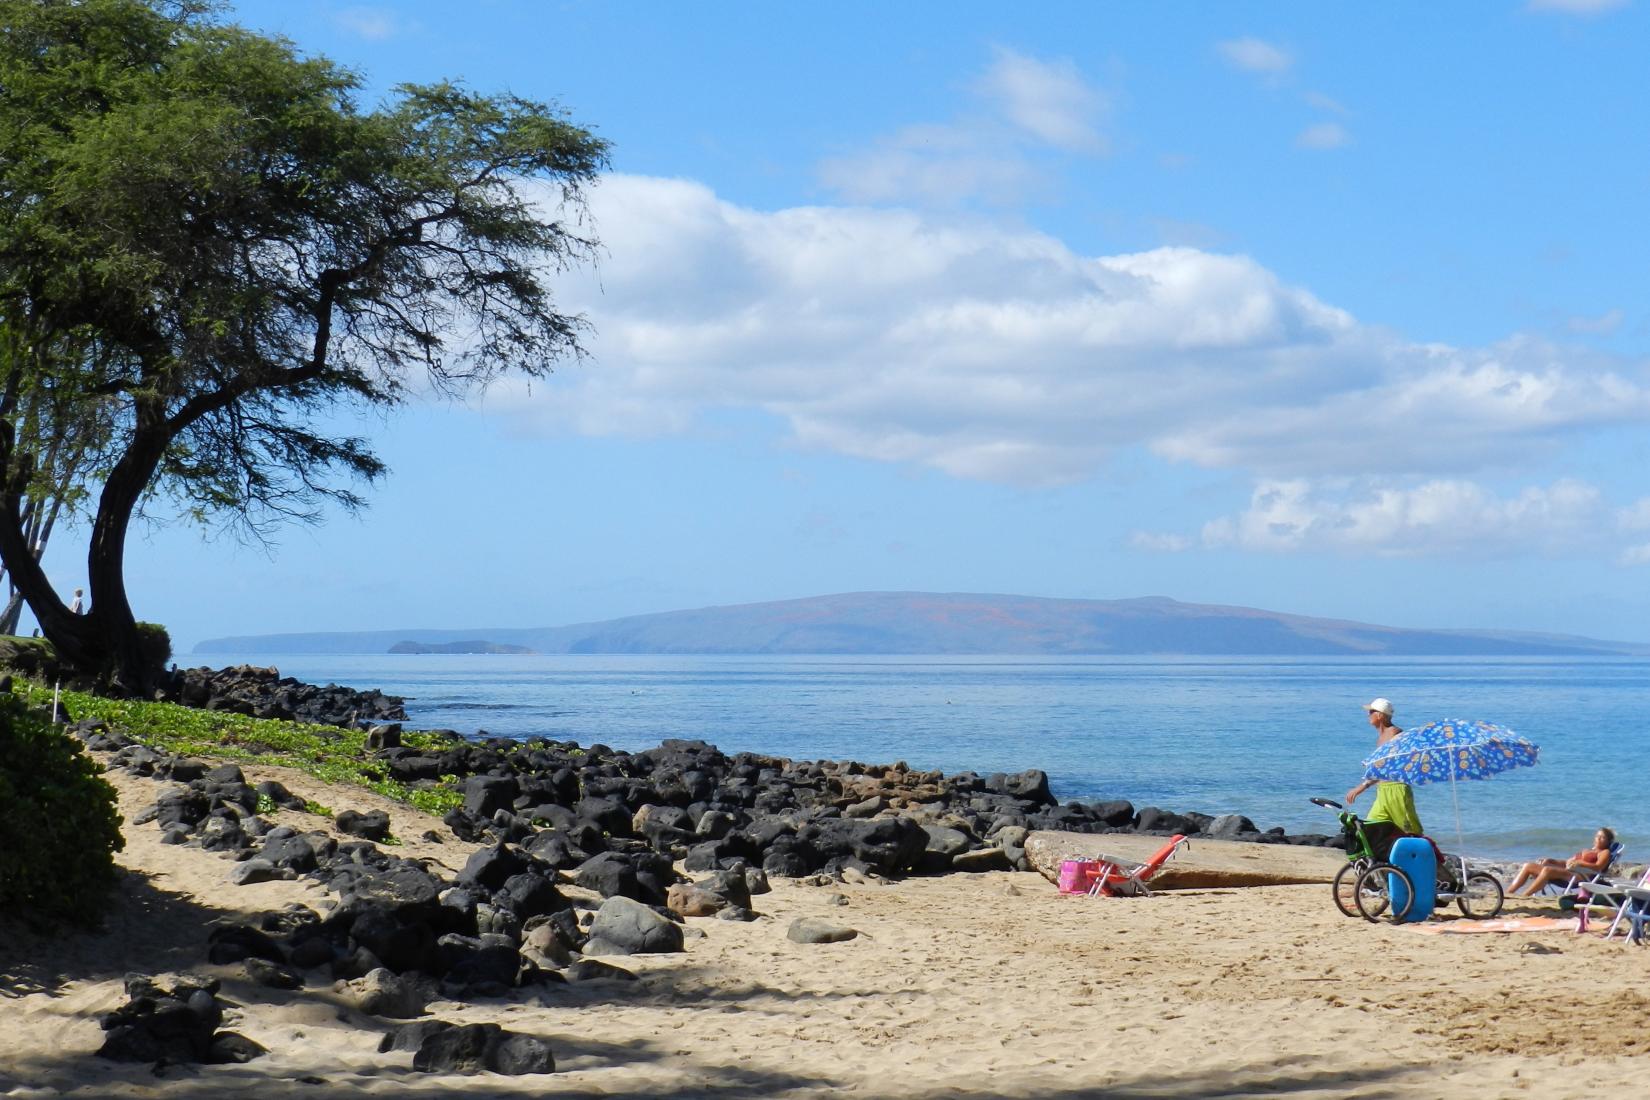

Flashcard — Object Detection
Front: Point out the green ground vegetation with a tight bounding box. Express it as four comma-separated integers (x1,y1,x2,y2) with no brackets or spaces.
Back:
0,691,124,928
13,679,463,816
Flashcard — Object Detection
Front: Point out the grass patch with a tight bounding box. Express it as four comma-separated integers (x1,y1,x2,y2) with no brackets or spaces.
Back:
13,680,464,817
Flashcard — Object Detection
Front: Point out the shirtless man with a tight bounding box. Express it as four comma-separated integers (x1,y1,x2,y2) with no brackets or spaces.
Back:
1344,697,1422,836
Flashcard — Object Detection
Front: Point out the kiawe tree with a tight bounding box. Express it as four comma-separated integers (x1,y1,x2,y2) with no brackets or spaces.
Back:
0,0,609,691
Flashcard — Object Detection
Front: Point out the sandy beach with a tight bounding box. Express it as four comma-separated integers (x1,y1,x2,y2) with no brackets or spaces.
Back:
3,763,1647,1100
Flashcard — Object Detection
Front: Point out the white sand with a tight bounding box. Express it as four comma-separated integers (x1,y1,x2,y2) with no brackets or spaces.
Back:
3,763,1648,1099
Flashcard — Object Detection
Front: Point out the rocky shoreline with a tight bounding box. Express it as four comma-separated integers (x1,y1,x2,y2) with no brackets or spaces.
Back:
167,664,407,727
157,664,1343,871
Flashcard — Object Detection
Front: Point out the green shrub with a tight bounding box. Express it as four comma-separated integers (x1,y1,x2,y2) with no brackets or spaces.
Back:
135,621,172,672
0,695,125,930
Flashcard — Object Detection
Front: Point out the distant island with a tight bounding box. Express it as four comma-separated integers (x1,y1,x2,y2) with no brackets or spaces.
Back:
194,592,1650,658
387,640,537,655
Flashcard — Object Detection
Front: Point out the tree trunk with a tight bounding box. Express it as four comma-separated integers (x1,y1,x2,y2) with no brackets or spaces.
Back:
0,588,23,636
0,414,168,691
0,489,98,667
81,426,170,694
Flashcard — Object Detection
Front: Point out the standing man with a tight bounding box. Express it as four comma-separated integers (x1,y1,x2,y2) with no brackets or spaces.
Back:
1345,697,1422,837
69,588,84,614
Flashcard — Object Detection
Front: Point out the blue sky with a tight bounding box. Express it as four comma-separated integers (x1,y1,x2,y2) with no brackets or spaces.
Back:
37,0,1650,649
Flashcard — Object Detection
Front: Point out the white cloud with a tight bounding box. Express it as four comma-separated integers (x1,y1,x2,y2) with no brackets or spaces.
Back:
817,126,1044,207
510,174,1650,491
1621,543,1650,566
1296,122,1350,150
1527,0,1630,15
977,47,1107,152
1218,37,1294,75
332,6,402,40
1617,498,1650,531
1303,91,1349,115
1196,478,1608,557
1568,308,1624,335
817,48,1105,206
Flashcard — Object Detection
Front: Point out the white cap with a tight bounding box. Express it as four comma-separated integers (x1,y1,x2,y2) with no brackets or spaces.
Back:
1365,697,1394,716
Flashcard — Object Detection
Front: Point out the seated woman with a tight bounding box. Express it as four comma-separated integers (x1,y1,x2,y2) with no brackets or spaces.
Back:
1506,827,1616,897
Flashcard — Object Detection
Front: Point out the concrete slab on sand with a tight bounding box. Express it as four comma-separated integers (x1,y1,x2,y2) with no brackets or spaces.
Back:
1026,831,1346,890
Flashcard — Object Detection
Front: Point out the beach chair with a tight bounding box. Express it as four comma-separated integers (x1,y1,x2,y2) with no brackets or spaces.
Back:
1544,842,1622,900
1572,864,1650,940
1620,887,1650,945
1082,835,1192,898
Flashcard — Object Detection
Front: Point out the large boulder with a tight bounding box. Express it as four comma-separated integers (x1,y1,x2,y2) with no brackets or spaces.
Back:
1206,814,1259,839
575,796,633,837
572,852,675,905
806,816,928,877
493,871,569,921
456,842,529,893
462,776,518,819
1134,807,1195,835
335,809,392,842
411,1023,554,1075
435,933,522,991
665,882,728,918
583,896,685,956
985,769,1054,806
337,968,432,1019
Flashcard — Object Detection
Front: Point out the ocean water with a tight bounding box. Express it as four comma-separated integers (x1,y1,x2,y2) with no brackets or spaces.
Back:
203,653,1649,861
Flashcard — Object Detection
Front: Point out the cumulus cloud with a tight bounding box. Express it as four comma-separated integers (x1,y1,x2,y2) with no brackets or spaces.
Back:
1194,478,1608,556
1527,0,1630,15
1296,122,1350,150
1218,37,1294,75
507,174,1650,492
818,48,1106,206
976,47,1108,152
1568,308,1624,335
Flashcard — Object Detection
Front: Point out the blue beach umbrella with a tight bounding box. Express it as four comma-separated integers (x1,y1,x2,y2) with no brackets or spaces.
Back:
1362,719,1540,852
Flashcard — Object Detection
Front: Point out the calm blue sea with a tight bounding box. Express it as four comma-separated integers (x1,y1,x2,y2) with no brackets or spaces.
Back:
202,654,1648,861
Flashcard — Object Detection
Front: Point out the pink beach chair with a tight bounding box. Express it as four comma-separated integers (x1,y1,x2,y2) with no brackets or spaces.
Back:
1058,835,1191,898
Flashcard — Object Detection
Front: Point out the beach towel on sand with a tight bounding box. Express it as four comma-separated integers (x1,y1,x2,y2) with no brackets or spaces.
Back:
1408,916,1579,935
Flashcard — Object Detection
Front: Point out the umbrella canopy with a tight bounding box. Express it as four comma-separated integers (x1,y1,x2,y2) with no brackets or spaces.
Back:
1362,719,1539,786
1362,719,1540,855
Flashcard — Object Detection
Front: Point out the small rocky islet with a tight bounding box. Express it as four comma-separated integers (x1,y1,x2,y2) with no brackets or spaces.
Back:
62,664,1340,1076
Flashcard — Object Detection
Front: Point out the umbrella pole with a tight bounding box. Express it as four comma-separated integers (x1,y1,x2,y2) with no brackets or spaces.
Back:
1449,751,1466,878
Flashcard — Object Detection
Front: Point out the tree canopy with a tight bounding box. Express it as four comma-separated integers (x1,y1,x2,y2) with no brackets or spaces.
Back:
0,0,609,689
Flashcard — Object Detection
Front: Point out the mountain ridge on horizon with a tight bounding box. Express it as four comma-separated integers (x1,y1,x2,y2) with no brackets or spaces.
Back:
192,591,1650,658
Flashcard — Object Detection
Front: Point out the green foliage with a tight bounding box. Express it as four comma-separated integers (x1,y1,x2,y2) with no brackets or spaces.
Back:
406,781,464,816
14,680,461,818
0,694,124,931
134,621,171,670
0,637,62,679
0,0,607,691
